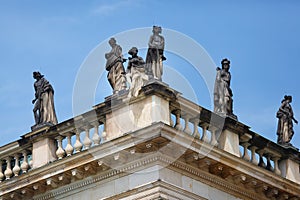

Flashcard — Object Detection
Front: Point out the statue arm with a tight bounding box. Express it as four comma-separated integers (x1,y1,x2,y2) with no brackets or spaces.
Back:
221,71,231,82
138,56,145,65
290,107,298,124
116,45,122,57
215,68,221,81
127,58,132,72
293,117,298,124
148,36,155,48
32,84,38,104
158,36,165,50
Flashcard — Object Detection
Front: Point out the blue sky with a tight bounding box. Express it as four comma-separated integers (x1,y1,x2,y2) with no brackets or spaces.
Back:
0,0,300,149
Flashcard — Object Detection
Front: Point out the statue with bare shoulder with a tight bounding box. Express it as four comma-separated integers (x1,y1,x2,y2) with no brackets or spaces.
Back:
32,71,58,129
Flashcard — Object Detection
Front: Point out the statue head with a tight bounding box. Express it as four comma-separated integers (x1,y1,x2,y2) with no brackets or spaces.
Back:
108,37,117,47
221,58,230,70
152,26,162,34
128,47,138,56
284,95,292,103
33,71,43,80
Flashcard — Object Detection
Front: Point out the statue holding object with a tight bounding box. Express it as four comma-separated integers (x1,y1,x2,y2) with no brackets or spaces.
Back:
145,26,166,81
105,37,127,93
126,47,148,98
32,71,58,129
214,58,237,119
276,95,298,146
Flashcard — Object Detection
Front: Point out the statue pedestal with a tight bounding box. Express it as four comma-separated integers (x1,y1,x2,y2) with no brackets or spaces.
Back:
280,143,299,151
23,125,57,169
105,82,177,141
218,129,240,157
31,122,54,131
215,112,238,121
279,159,300,183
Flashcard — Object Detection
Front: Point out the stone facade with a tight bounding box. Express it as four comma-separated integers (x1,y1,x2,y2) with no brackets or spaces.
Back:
0,82,299,200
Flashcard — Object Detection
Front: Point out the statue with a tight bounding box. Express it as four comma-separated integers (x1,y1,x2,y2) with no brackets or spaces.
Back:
145,26,166,81
276,95,298,146
32,71,58,129
105,38,127,93
126,47,148,98
213,58,237,119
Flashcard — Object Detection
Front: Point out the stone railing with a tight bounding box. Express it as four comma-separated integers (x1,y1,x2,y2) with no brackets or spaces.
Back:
168,93,300,183
54,119,106,160
0,141,32,181
0,82,299,184
239,130,300,182
169,96,222,147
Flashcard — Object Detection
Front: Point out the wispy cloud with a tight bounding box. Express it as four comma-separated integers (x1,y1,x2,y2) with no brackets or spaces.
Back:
91,0,137,16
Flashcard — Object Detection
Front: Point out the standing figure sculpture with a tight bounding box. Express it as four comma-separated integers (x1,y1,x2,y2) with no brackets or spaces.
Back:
276,95,298,146
126,47,148,98
32,71,58,129
214,58,237,119
105,38,127,93
145,26,166,81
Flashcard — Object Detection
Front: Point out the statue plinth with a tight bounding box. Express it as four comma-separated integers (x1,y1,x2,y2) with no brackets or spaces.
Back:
215,112,238,121
31,122,54,131
280,143,299,151
104,82,177,141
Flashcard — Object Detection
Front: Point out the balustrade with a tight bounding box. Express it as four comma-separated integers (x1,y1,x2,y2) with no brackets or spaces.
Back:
0,83,299,186
0,148,32,181
54,121,106,160
239,136,283,176
169,97,298,181
169,107,219,146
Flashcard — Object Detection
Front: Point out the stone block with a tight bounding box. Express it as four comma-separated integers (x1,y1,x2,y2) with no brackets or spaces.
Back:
279,159,300,183
218,129,240,157
106,95,170,140
32,138,57,168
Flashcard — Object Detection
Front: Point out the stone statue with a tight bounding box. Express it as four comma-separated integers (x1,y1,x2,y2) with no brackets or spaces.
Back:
276,95,298,146
214,58,237,119
32,71,58,128
126,47,148,98
105,38,127,93
145,26,166,81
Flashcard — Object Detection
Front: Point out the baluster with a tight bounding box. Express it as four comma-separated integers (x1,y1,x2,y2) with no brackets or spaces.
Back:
183,114,192,134
12,154,21,177
241,143,250,161
258,150,266,168
56,136,65,159
29,154,33,169
266,155,273,171
169,112,174,127
250,146,258,165
74,130,83,153
201,125,209,143
92,123,101,146
21,151,29,173
101,120,107,142
210,128,218,146
191,118,200,139
4,157,13,180
83,127,92,149
65,133,74,156
0,160,4,181
272,157,281,175
174,110,182,130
